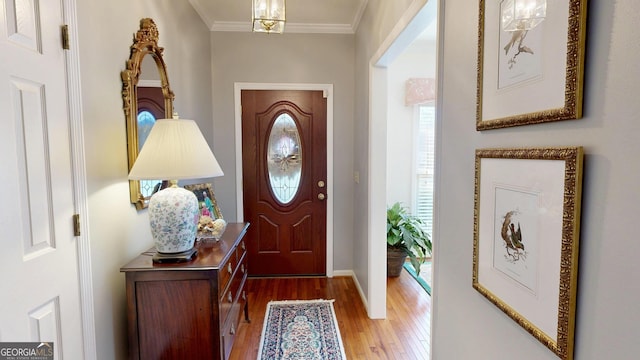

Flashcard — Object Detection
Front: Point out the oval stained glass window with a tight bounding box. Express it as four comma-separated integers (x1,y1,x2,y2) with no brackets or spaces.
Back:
267,113,302,204
137,110,156,151
137,110,160,198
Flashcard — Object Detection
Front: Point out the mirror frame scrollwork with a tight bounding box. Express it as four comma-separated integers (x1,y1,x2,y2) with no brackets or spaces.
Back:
122,18,175,210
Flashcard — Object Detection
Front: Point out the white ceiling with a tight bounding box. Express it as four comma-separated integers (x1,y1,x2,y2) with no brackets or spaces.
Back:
189,0,369,33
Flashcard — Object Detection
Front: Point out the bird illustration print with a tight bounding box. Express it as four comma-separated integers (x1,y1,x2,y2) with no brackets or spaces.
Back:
500,210,526,262
503,28,534,69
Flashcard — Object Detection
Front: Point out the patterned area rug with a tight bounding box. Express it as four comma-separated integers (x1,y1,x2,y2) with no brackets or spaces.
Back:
257,299,347,360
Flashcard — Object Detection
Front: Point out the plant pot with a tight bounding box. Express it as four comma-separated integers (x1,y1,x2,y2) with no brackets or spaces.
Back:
387,247,408,277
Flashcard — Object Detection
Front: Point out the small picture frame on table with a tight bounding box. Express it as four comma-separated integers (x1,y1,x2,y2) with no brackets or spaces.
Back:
184,183,226,240
184,183,223,219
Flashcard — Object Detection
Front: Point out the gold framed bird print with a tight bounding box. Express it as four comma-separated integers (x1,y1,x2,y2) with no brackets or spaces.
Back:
476,0,588,130
473,147,583,360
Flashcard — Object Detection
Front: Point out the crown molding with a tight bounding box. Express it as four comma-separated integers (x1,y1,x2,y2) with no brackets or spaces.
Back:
211,21,355,34
191,0,369,34
189,0,214,30
352,0,368,32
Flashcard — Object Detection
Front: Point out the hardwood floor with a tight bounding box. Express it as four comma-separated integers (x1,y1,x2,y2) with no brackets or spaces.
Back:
229,270,431,359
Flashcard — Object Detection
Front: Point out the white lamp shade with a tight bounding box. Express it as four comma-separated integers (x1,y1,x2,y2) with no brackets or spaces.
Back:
128,119,223,180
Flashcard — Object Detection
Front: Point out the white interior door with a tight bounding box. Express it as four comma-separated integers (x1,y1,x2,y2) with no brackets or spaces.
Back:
0,0,84,358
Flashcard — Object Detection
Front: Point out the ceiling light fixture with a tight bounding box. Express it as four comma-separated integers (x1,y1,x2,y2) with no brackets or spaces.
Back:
501,0,547,31
252,0,286,34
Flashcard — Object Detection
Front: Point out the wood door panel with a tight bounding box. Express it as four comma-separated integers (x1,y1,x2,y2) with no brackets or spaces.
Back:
137,87,165,119
257,215,280,252
292,215,313,252
242,90,327,276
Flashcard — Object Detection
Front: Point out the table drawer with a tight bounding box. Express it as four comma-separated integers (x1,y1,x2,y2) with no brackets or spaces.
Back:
218,253,236,294
221,278,247,360
236,239,246,262
219,254,247,325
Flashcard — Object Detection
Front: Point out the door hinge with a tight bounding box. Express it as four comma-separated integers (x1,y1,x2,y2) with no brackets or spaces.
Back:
73,214,80,236
61,25,70,50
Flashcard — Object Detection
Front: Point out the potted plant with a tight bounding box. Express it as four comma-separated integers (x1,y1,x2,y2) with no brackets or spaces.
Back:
386,202,432,277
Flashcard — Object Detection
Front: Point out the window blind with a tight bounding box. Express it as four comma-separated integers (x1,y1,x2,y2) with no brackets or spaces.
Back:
413,105,435,236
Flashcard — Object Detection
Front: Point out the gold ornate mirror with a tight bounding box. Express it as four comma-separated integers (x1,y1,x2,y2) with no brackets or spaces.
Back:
122,18,174,209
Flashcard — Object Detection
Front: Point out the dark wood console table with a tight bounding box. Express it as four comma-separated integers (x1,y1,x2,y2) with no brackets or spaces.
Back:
120,222,250,360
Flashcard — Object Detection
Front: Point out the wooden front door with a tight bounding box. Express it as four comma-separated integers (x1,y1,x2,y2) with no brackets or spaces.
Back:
242,90,327,276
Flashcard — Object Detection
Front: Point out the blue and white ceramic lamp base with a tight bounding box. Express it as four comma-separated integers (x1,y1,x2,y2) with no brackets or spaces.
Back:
148,186,199,255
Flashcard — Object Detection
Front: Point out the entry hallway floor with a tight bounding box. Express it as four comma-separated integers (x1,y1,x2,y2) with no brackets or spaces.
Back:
229,271,431,359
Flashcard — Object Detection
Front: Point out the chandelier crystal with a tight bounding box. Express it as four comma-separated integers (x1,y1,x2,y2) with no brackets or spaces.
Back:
501,0,547,32
252,0,286,33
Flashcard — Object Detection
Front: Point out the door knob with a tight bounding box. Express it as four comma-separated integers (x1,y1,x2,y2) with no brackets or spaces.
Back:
317,180,325,188
317,193,326,201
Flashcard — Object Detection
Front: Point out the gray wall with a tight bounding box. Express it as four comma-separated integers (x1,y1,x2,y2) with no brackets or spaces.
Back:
76,1,212,358
72,0,640,357
433,0,640,358
354,0,421,311
209,32,356,271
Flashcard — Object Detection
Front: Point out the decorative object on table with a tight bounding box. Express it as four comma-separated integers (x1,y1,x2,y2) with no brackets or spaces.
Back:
122,18,175,210
257,299,346,360
185,183,226,240
128,117,224,263
386,202,432,277
252,0,286,34
195,216,227,241
473,147,583,360
476,0,587,130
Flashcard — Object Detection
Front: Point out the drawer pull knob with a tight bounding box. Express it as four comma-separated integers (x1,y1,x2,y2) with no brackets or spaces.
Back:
227,263,233,274
228,292,233,303
230,324,235,335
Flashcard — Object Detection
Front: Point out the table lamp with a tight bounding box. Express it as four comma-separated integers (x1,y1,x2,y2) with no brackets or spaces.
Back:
128,118,223,263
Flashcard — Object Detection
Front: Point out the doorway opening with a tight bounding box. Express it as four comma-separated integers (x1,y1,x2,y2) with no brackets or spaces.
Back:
369,0,440,356
385,11,437,292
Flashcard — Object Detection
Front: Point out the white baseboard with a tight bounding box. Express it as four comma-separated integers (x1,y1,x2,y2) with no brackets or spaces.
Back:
332,269,353,277
332,269,369,312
